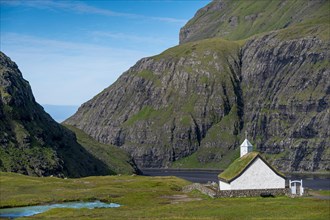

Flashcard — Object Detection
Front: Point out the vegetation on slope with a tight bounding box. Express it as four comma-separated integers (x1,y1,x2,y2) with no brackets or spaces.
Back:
171,148,239,170
0,172,329,219
180,0,329,43
64,125,137,175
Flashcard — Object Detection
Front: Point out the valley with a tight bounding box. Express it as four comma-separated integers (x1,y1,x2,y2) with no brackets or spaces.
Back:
0,0,329,219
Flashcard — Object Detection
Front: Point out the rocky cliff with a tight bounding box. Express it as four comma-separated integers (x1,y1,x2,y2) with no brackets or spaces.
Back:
65,0,329,172
241,31,329,171
0,52,137,177
66,39,243,168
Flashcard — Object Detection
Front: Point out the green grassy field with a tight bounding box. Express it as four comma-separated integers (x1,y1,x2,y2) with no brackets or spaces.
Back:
0,172,329,219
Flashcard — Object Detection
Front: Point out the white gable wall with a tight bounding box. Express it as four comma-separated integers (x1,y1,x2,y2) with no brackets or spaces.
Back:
219,180,231,190
229,158,285,190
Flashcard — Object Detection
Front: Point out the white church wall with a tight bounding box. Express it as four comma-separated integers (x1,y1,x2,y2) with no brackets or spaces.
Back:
230,158,285,190
219,180,231,190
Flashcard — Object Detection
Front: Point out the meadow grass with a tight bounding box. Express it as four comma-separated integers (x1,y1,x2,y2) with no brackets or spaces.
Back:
0,172,329,219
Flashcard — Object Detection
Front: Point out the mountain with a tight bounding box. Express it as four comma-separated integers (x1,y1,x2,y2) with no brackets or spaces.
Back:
0,52,137,177
65,0,329,172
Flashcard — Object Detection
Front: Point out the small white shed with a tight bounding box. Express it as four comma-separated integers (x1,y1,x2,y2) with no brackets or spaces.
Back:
218,139,286,191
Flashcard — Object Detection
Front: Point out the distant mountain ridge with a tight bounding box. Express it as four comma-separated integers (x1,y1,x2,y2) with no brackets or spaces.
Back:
66,0,327,172
0,52,137,176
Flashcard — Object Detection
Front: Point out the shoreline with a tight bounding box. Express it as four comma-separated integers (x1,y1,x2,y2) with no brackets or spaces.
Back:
141,168,330,176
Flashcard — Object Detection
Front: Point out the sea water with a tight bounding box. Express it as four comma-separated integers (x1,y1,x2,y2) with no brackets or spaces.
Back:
0,201,120,218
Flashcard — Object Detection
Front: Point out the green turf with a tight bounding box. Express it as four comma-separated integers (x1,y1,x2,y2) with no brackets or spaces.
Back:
0,172,329,219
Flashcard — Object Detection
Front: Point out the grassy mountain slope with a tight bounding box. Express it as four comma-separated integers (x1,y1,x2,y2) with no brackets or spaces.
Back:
180,0,329,44
65,0,329,172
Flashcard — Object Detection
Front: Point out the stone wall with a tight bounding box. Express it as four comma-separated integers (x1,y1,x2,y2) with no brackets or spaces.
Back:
183,184,308,198
217,188,289,198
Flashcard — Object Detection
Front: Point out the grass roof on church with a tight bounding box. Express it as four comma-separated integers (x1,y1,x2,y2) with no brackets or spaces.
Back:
218,152,259,182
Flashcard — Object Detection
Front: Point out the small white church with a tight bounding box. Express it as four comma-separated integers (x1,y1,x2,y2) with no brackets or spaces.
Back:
218,138,286,191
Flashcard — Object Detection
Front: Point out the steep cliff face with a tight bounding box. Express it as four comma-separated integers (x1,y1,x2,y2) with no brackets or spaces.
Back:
65,0,329,172
66,39,243,168
0,52,136,177
179,0,328,44
241,32,329,171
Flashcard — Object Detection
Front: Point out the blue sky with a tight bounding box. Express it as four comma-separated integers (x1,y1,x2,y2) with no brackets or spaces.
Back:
1,0,211,105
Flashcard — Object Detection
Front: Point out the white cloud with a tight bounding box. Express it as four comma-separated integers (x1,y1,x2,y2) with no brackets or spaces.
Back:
1,33,150,105
1,0,187,24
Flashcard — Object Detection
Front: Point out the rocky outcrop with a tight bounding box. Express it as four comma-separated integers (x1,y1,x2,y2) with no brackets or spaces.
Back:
65,0,329,172
0,52,136,177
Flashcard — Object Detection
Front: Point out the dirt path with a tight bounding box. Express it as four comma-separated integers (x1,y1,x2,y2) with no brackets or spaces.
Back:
161,195,202,204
